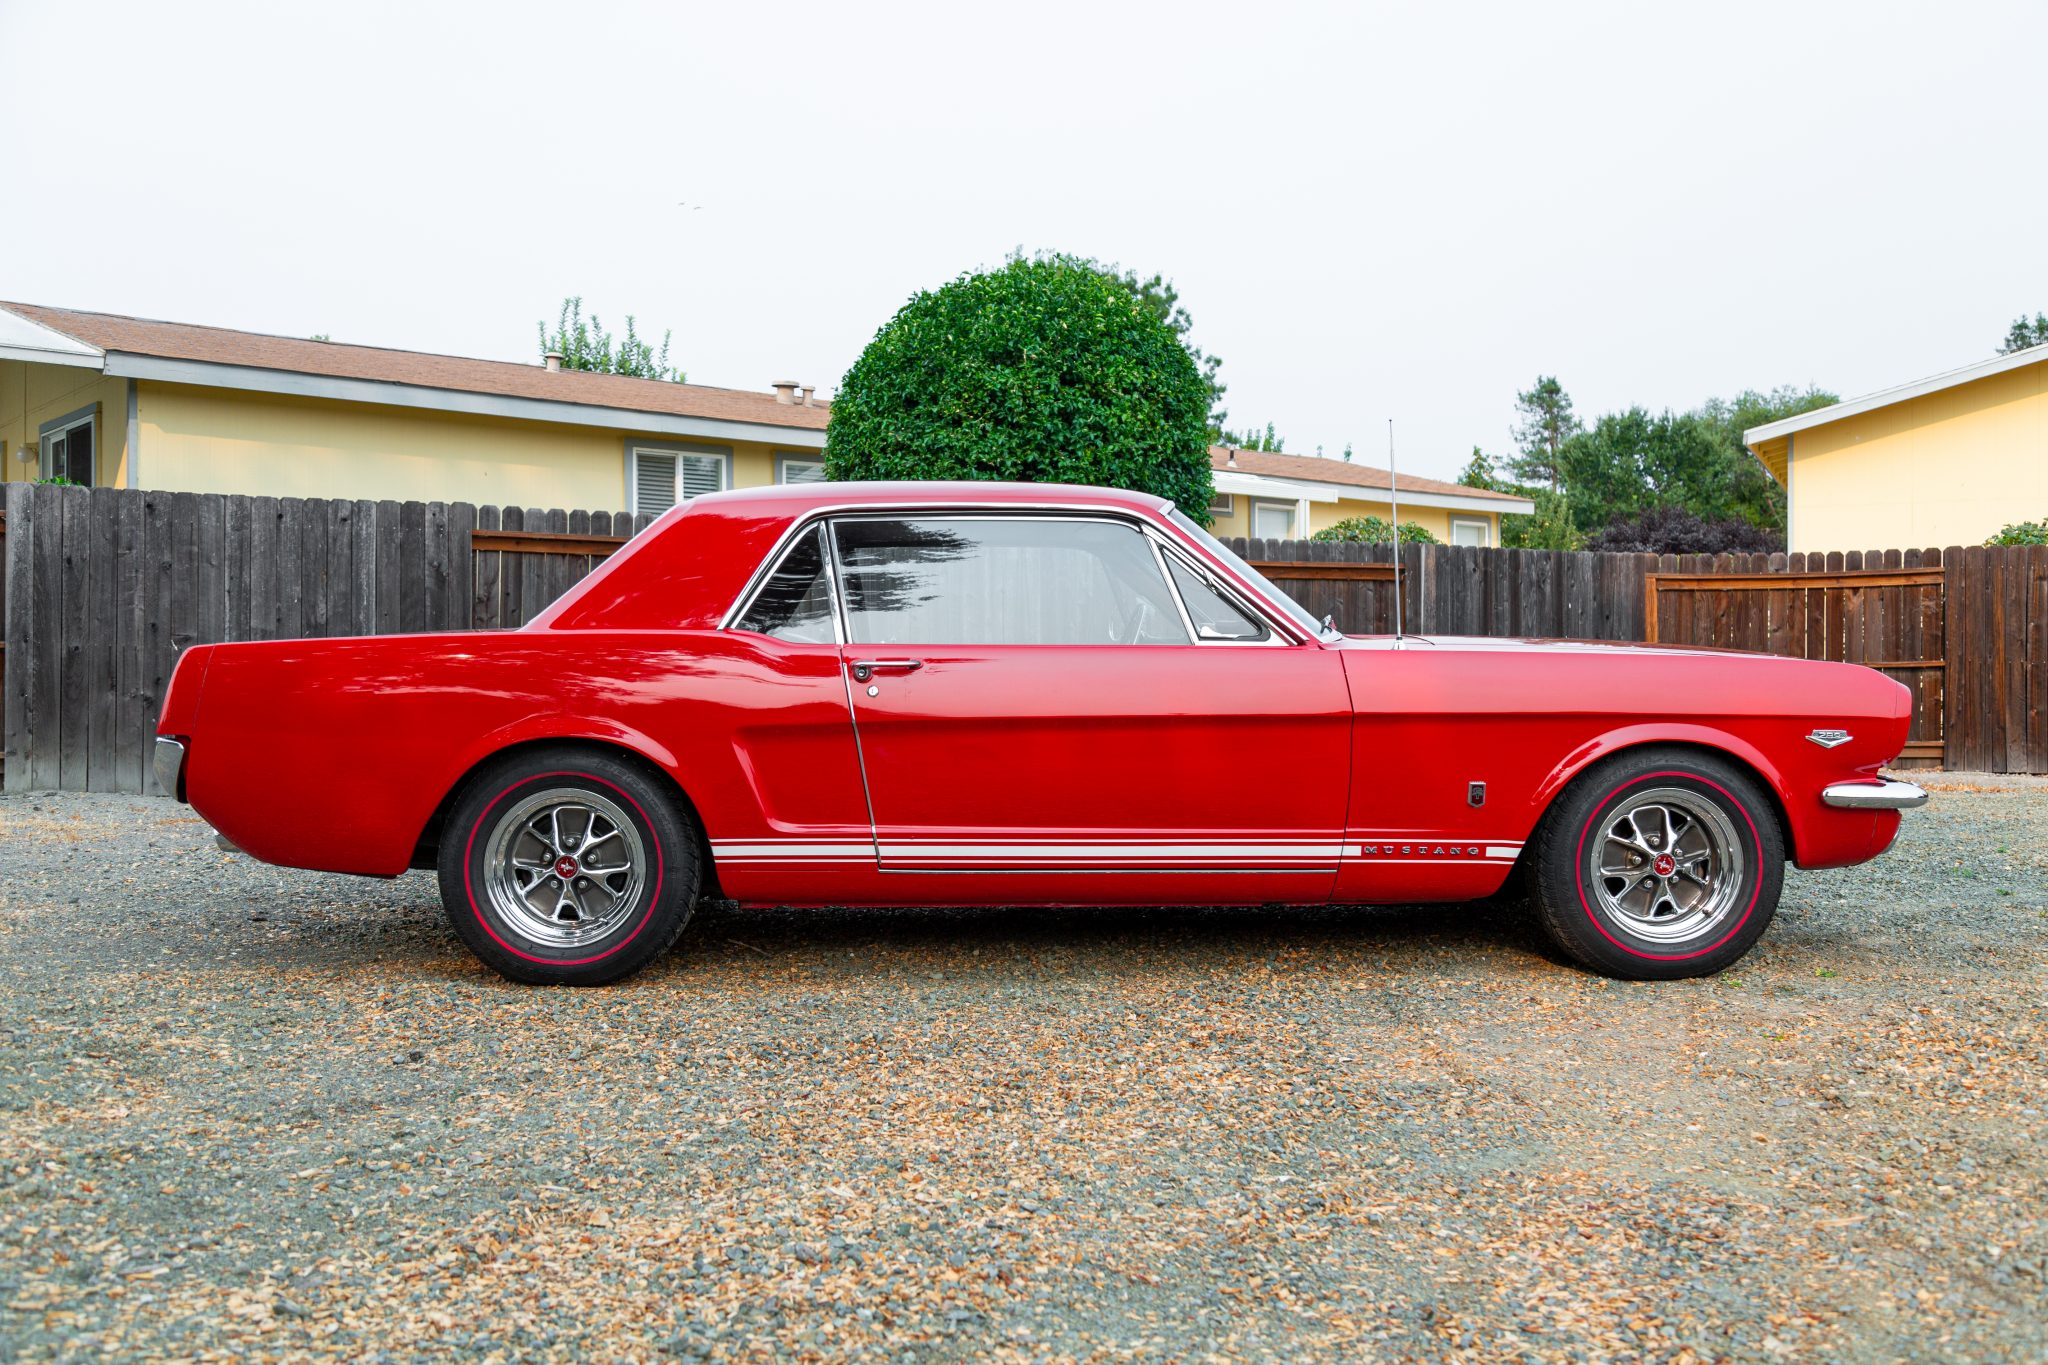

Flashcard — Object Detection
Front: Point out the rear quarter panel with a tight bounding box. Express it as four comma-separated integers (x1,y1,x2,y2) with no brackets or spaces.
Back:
174,631,870,877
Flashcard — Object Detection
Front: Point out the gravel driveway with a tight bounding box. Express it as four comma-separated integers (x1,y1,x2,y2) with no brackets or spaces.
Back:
0,779,2042,1363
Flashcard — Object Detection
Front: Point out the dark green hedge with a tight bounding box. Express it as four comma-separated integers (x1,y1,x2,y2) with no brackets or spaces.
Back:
824,255,1215,521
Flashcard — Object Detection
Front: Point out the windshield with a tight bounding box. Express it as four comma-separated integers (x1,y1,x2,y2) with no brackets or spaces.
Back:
1166,507,1333,638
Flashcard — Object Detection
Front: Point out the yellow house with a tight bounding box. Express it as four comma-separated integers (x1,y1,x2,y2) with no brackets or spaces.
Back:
1,302,830,514
1206,446,1530,546
1,300,1532,544
1745,342,2048,553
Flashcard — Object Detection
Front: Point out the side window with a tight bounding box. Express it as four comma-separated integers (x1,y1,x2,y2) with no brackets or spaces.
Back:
733,526,836,643
1164,556,1270,642
833,517,1189,646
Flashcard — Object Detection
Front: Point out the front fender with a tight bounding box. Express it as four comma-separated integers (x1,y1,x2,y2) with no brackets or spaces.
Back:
1531,721,1891,870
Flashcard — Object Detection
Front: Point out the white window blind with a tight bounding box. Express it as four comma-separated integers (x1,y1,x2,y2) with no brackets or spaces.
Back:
633,451,677,514
631,448,727,514
779,459,826,484
679,453,725,499
1250,500,1296,539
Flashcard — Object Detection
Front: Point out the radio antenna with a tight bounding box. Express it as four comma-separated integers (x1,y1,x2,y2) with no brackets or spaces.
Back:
1388,417,1403,642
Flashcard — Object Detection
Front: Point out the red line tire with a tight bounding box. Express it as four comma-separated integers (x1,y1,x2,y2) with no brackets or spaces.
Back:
1528,747,1784,981
436,747,701,986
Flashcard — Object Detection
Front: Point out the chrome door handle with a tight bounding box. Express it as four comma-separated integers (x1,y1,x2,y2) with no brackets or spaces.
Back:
849,659,923,683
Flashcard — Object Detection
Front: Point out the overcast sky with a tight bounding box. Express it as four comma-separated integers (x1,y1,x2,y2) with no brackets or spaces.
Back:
6,1,2045,481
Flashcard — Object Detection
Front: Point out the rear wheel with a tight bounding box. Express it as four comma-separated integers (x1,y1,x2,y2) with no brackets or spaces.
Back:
437,748,700,985
1528,748,1783,980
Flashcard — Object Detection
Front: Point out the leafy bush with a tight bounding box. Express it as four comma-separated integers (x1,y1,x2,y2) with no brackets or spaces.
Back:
1582,505,1783,555
1987,519,2048,545
538,297,683,382
824,254,1214,521
1310,516,1440,545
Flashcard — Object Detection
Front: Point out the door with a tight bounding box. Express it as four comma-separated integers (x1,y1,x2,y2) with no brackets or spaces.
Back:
713,523,877,901
829,513,1353,903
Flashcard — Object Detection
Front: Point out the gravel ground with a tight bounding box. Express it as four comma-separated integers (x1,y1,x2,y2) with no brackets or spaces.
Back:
0,779,2042,1364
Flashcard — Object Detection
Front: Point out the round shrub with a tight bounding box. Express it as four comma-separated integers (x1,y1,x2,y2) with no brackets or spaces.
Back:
1311,515,1440,545
825,254,1215,520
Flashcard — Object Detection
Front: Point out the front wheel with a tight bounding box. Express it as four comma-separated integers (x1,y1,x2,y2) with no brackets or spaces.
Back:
437,747,701,985
1528,748,1784,980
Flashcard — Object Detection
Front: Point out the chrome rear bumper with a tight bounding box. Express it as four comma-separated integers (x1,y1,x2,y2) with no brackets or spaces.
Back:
1821,779,1928,810
153,737,187,801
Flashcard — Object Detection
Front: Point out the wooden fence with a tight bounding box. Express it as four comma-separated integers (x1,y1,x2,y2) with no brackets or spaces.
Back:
0,484,654,795
2,483,2044,794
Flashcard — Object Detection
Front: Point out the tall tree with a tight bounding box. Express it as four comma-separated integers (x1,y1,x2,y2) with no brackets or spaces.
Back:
1219,421,1284,452
1509,376,1581,492
1695,385,1836,529
1557,407,1739,532
538,297,684,381
1458,445,1580,549
1999,311,2048,354
1113,269,1229,438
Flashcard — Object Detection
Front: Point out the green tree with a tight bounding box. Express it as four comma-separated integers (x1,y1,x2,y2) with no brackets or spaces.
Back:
1999,312,2048,354
1457,446,1511,492
1509,376,1581,491
538,297,684,381
1114,268,1229,437
1219,421,1284,451
825,254,1214,520
1310,515,1439,545
1557,407,1746,531
1457,446,1580,548
1695,385,1836,529
1503,489,1584,549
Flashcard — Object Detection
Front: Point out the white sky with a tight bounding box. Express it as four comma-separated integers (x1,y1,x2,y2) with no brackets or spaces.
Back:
5,0,2045,482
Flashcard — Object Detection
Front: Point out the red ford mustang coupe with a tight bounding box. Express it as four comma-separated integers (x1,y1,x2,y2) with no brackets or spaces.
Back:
153,482,1926,986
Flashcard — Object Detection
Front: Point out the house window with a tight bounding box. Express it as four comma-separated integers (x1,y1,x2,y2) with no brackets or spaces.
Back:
1207,490,1233,518
1450,517,1491,547
1249,499,1297,540
39,405,97,485
627,443,729,515
777,456,826,484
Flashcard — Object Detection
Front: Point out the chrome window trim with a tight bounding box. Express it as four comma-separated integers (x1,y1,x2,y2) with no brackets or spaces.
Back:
726,523,845,647
824,510,1196,649
1147,536,1286,648
719,499,1317,645
1147,537,1201,644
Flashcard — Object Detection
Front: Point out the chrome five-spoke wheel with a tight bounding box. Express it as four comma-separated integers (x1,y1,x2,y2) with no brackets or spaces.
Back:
481,787,648,949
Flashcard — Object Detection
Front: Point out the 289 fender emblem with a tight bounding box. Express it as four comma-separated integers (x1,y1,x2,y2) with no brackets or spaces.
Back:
1806,729,1853,749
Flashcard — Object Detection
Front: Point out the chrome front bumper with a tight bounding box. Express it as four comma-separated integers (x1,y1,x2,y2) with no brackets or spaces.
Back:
153,737,187,801
1821,779,1928,811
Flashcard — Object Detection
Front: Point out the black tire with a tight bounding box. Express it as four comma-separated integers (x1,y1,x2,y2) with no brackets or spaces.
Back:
1528,747,1784,981
436,746,701,986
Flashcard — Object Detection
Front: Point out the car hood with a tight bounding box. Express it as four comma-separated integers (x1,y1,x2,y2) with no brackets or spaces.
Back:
1333,634,1781,659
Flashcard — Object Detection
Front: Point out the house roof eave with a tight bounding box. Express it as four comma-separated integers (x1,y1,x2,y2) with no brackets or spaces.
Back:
103,351,829,449
1743,341,2048,447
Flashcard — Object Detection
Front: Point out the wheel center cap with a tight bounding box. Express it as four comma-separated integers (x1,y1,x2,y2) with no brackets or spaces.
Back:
1653,853,1676,877
554,855,579,879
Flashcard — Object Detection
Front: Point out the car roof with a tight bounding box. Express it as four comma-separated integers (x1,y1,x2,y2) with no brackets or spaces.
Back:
532,481,1184,634
685,481,1178,517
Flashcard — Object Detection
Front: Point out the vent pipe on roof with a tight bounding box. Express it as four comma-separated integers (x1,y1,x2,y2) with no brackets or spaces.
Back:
800,385,815,407
1225,447,1238,468
543,351,563,373
772,380,799,404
